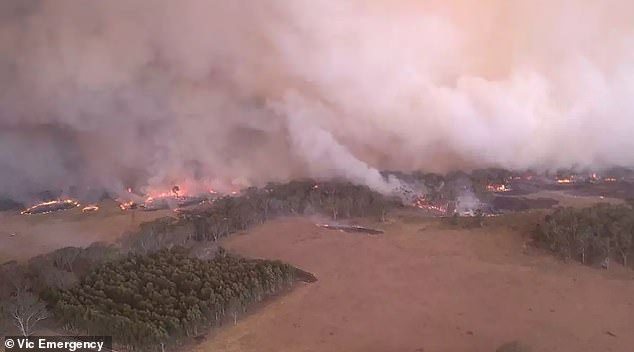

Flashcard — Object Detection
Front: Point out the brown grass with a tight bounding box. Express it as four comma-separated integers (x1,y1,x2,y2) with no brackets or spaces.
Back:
195,214,634,352
0,200,172,262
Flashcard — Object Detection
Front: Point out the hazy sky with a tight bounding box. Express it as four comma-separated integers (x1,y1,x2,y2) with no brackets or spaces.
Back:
1,0,633,199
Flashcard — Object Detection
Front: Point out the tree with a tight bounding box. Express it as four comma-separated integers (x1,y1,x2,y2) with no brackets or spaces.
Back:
576,227,592,265
208,214,229,241
535,204,634,268
612,222,632,267
0,261,29,295
7,289,49,336
324,188,338,220
52,247,82,272
473,209,484,228
39,267,78,291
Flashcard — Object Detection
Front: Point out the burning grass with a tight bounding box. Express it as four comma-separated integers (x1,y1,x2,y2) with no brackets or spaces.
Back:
81,205,99,213
117,200,137,210
116,185,214,212
413,196,448,214
20,199,80,215
487,183,511,192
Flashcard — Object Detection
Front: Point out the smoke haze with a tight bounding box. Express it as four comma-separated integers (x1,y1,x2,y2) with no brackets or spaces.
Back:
1,0,633,201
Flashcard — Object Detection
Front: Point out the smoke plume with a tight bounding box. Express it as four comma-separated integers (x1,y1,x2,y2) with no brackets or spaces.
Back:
1,0,633,201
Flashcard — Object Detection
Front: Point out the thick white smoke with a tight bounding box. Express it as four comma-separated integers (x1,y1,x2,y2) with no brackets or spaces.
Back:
1,0,633,201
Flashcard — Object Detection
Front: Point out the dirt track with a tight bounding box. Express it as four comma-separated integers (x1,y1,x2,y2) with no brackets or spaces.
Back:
196,216,634,352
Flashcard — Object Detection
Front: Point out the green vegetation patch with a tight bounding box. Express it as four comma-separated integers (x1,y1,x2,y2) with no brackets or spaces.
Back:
534,204,634,268
52,248,296,349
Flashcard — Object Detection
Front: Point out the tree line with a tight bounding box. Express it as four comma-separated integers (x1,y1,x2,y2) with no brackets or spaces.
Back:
123,179,402,252
533,204,634,268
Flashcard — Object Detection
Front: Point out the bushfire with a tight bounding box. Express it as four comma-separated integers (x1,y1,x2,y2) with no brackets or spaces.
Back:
81,205,99,213
118,200,138,210
486,183,510,192
21,199,80,215
413,196,448,213
116,185,213,212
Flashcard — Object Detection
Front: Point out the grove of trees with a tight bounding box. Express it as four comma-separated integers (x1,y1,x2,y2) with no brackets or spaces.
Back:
534,204,634,268
123,179,402,251
51,247,296,350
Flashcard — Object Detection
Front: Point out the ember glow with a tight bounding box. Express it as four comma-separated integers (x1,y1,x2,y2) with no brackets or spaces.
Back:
117,200,137,210
413,196,448,214
116,184,213,211
81,205,99,213
557,178,574,184
486,184,510,192
21,199,80,215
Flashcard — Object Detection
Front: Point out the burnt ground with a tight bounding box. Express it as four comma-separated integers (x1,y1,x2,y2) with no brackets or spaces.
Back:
502,182,542,196
492,196,559,212
195,215,634,352
500,179,634,199
564,181,634,200
485,180,634,212
527,180,634,201
520,190,624,208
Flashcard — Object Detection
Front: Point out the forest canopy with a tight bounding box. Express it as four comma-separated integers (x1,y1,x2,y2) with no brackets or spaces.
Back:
52,248,296,350
534,204,634,268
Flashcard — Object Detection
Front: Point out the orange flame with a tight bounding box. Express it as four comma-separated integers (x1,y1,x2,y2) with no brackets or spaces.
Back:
118,200,137,210
486,184,510,192
413,197,447,213
82,205,99,213
21,199,80,215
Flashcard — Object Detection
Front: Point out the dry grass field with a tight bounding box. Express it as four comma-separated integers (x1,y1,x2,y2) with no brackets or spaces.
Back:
195,214,634,352
0,200,171,262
